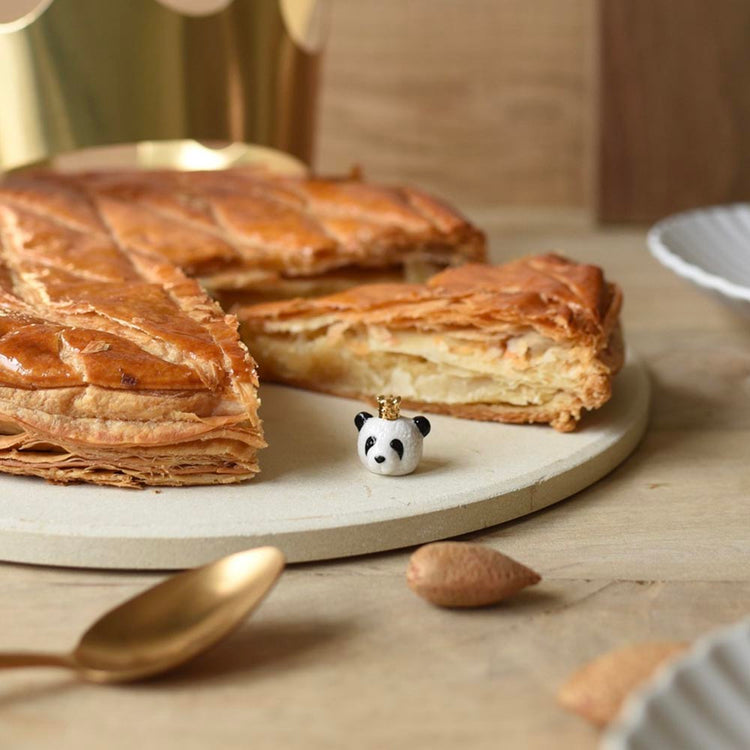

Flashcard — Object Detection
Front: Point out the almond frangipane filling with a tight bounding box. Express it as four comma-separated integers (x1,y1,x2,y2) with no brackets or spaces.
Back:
237,255,624,432
248,328,602,408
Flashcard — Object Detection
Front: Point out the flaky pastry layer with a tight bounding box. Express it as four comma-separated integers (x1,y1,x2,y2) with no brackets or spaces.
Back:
238,255,624,431
0,201,264,487
1,168,485,300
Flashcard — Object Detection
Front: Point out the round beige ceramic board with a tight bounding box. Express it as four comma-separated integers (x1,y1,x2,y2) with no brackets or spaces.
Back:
0,351,649,569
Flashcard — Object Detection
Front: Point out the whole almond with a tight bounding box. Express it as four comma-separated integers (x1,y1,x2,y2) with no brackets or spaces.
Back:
557,641,689,727
406,541,541,607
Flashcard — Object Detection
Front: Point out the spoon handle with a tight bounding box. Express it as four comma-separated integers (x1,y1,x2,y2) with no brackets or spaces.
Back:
0,652,73,671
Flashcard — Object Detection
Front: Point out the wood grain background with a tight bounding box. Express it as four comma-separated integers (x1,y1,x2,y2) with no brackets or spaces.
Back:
598,0,750,222
317,0,750,221
317,0,596,211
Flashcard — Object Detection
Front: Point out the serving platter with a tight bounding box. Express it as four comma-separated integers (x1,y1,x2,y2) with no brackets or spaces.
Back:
0,350,649,569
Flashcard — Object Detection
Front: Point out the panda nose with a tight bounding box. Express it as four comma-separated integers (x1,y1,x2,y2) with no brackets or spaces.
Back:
374,455,385,464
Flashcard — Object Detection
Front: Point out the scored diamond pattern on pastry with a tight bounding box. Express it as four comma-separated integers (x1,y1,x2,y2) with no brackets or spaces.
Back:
0,168,484,486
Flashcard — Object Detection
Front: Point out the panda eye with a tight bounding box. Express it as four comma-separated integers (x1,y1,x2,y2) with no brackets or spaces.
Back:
390,439,404,460
364,436,376,455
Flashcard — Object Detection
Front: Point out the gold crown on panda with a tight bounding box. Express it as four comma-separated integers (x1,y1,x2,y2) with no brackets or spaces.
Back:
377,394,401,420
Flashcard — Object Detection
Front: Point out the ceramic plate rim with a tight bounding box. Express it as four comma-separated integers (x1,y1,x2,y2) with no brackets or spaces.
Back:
0,352,649,568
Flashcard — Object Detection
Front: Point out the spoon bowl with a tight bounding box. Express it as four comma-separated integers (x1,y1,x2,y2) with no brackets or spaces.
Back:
0,546,285,683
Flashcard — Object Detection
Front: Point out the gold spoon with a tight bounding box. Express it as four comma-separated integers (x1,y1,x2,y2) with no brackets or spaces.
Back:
0,546,285,683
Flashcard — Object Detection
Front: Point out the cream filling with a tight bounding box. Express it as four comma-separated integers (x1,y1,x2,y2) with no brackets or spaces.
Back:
250,326,591,408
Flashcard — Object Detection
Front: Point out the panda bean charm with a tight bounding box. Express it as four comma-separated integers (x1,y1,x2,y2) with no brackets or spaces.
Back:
355,395,431,476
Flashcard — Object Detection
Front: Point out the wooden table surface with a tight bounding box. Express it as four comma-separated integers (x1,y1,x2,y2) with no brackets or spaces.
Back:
1,211,749,750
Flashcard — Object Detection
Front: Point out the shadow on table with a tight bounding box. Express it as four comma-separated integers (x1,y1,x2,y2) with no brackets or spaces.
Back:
0,618,355,703
451,364,721,536
458,362,737,548
647,371,740,432
144,617,356,687
256,385,353,482
0,674,75,709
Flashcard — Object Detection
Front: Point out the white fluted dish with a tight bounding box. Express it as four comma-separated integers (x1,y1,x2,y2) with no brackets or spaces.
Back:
603,619,750,750
648,203,750,317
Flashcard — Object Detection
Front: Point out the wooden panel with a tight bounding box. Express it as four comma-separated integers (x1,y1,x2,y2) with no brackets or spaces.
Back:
598,0,750,223
316,0,595,209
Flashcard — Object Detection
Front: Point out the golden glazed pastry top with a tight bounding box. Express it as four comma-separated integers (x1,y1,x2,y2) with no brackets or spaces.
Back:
0,169,485,283
0,193,264,486
0,205,258,395
239,254,622,349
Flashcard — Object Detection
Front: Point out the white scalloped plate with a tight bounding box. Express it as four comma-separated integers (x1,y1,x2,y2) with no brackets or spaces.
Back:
603,619,750,750
648,203,750,317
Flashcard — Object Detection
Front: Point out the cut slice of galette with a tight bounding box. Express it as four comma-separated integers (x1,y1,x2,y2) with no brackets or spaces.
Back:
237,254,624,432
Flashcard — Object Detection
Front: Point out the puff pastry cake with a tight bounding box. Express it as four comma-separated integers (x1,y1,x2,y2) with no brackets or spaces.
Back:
1,169,485,305
238,254,624,432
0,200,264,487
0,167,482,486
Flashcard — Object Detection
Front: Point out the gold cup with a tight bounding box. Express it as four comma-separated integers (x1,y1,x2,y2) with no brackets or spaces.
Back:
0,0,328,172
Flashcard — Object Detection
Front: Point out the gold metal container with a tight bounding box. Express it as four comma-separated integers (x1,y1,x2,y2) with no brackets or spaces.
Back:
0,0,328,172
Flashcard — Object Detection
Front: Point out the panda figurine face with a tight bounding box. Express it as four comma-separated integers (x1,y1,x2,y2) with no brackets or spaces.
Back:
355,404,431,476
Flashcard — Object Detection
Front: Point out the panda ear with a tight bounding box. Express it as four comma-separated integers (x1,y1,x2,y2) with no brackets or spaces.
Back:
413,416,431,437
355,411,373,432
